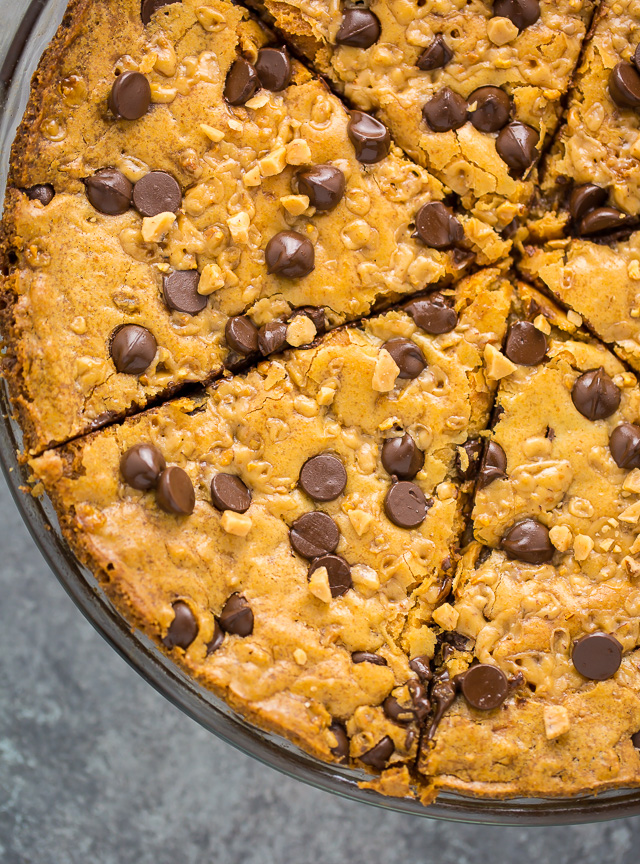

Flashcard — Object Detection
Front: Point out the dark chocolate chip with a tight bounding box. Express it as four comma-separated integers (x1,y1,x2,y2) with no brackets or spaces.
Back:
460,664,509,710
478,441,507,489
108,71,151,120
571,368,621,421
206,620,225,655
635,43,640,74
299,454,347,502
422,87,468,132
224,57,259,105
572,632,622,680
265,231,315,278
347,111,391,163
468,86,511,133
457,439,482,482
381,434,424,480
219,593,253,636
501,519,553,564
308,554,352,597
413,202,464,249
610,62,640,109
352,651,387,665
290,511,340,559
120,443,166,490
163,270,206,315
141,0,176,25
110,324,157,374
610,423,640,469
329,721,349,763
493,0,540,30
336,8,380,48
295,306,326,333
417,34,453,71
504,320,547,365
578,206,627,236
296,165,346,211
570,184,607,223
25,184,54,205
382,338,427,380
225,316,259,355
133,171,181,217
496,121,539,174
156,466,196,515
210,473,252,513
384,481,428,529
255,47,291,91
163,601,198,649
383,694,414,725
258,320,288,355
408,679,431,722
359,735,394,769
85,168,133,215
427,674,457,740
404,292,458,334
632,729,640,749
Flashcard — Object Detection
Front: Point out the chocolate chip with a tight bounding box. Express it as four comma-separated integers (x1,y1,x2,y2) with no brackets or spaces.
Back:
422,87,468,132
381,434,424,480
610,423,640,469
163,601,198,649
501,519,553,564
210,474,251,513
382,338,427,379
206,620,225,654
427,674,457,740
610,62,640,109
468,86,511,133
571,368,621,421
383,694,414,725
493,0,540,30
265,231,315,278
635,44,640,73
157,466,196,515
225,316,259,355
219,593,253,636
25,184,54,205
295,306,326,333
457,439,482,482
329,721,349,763
224,57,259,105
404,292,458,334
108,71,151,120
141,0,176,25
578,206,627,236
408,679,431,722
347,111,391,163
352,651,387,665
299,454,347,502
413,202,464,249
308,554,352,597
85,168,133,215
496,121,539,174
336,8,380,48
504,320,547,365
570,184,607,223
384,481,428,529
258,320,288,355
110,324,157,374
133,171,181,217
254,46,291,91
632,730,640,748
290,511,340,559
163,270,206,315
296,165,346,211
120,443,166,490
572,633,622,680
359,736,394,769
460,664,509,710
417,34,453,71
478,441,507,489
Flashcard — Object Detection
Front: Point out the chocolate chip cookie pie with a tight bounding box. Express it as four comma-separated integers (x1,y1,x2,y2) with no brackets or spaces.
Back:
5,0,640,805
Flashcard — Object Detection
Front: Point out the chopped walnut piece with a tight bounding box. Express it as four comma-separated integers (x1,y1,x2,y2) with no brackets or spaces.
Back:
308,566,332,603
141,212,176,243
220,510,252,537
544,705,570,740
484,344,517,380
286,316,317,347
372,349,399,392
432,603,459,631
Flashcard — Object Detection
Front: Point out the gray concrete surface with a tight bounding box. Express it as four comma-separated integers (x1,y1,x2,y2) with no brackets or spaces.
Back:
1,470,640,864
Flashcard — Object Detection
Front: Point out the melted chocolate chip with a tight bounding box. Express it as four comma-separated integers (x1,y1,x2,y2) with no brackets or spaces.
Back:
404,293,458,334
25,184,54,205
457,439,483,482
427,674,457,740
383,694,414,725
493,0,540,30
352,651,387,665
360,736,394,769
496,121,539,174
501,519,553,564
408,679,431,721
572,632,622,680
504,320,547,365
610,62,640,109
632,730,640,749
571,368,621,421
296,306,326,334
414,202,464,249
409,655,433,682
224,57,259,105
141,0,176,25
85,168,133,215
417,34,453,71
384,481,429,529
478,441,507,489
163,601,198,649
120,443,166,490
570,184,607,223
133,171,181,217
265,231,315,278
329,721,350,763
210,474,252,513
308,554,352,597
459,664,509,710
219,593,253,636
296,165,346,211
258,320,288,356
290,511,340,559
110,324,156,374
610,423,640,469
299,454,347,502
468,86,511,133
255,47,291,91
347,111,391,163
422,87,468,132
157,466,196,515
225,316,259,355
335,8,381,48
578,206,627,236
163,270,206,315
109,71,151,120
206,620,225,655
382,338,427,379
381,434,424,480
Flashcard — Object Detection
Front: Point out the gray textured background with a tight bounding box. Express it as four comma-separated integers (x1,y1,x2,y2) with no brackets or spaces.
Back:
1,471,640,864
